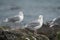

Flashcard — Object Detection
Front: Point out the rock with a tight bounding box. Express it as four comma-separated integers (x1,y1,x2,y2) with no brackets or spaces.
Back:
37,24,57,40
0,30,18,40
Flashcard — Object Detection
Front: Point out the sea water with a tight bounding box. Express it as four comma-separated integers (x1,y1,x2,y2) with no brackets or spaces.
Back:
0,0,60,26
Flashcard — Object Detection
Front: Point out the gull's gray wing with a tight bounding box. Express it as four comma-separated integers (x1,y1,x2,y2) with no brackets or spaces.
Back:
27,21,40,30
8,17,20,23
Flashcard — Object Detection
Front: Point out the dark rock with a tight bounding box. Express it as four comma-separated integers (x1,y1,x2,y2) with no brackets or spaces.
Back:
37,24,57,40
0,30,18,40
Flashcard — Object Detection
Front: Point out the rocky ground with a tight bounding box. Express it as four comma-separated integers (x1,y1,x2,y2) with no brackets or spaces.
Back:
0,24,60,40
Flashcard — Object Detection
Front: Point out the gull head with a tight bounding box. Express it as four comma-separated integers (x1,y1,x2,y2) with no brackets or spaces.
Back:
38,15,43,21
19,11,24,16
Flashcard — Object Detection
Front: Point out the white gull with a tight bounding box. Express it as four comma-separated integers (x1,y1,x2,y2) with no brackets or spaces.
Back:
25,15,43,32
3,11,24,23
3,11,24,30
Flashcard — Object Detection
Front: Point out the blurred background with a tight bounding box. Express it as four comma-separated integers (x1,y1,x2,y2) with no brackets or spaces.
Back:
0,0,60,24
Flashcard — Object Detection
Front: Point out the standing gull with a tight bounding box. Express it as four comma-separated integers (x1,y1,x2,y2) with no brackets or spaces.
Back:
50,16,60,27
3,11,24,23
25,15,43,34
3,11,24,30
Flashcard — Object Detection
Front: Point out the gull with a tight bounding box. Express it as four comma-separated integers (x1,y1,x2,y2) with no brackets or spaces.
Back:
3,11,24,30
3,11,24,23
50,16,60,27
25,15,43,34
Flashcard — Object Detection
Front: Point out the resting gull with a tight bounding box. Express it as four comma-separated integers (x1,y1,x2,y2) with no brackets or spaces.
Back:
3,11,24,23
25,15,43,34
3,11,24,30
50,16,60,27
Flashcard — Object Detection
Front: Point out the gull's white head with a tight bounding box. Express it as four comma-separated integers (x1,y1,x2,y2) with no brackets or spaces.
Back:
19,11,23,16
38,15,43,21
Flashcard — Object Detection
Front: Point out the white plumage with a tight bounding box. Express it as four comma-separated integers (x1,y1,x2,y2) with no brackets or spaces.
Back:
3,11,24,23
25,15,43,30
